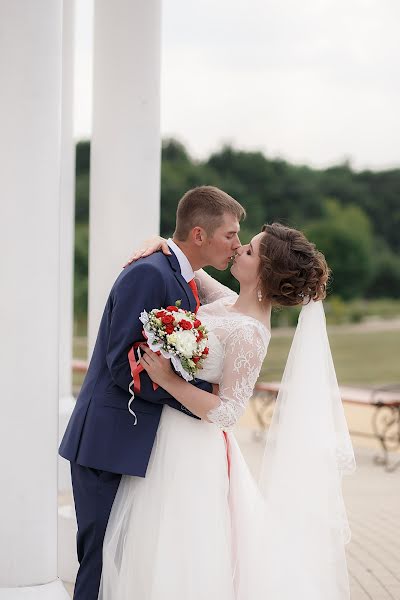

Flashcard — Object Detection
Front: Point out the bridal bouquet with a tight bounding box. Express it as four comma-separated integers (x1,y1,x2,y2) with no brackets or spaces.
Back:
139,301,209,380
128,301,209,424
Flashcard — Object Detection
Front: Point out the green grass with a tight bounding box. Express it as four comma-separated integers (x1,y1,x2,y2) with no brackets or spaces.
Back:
261,328,400,387
73,336,87,360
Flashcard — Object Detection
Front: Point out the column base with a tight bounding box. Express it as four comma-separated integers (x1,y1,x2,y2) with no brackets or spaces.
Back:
0,579,70,598
58,505,79,583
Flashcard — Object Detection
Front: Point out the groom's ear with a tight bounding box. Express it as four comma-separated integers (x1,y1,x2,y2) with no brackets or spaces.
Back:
191,226,206,246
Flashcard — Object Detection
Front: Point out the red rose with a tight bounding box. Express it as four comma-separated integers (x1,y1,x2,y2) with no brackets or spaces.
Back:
166,306,179,312
196,331,204,342
161,314,174,325
165,324,175,334
180,319,193,330
193,356,201,363
202,347,209,355
193,319,201,328
156,310,165,318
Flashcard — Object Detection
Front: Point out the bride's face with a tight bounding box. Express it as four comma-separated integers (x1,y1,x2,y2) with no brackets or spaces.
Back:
230,232,264,288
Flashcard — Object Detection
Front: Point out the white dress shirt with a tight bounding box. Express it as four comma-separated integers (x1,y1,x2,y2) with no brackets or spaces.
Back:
167,238,195,283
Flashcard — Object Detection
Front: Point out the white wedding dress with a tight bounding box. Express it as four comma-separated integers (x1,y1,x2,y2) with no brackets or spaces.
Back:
98,272,354,600
98,275,272,600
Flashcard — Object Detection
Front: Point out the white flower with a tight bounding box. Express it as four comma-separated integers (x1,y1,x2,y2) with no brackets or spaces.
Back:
197,338,207,352
175,330,197,358
173,312,189,323
166,332,178,346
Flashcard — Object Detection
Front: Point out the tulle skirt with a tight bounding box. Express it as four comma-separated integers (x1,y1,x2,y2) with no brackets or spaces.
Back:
98,405,267,600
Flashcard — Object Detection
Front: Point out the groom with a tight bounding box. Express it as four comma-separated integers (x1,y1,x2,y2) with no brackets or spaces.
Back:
59,185,244,599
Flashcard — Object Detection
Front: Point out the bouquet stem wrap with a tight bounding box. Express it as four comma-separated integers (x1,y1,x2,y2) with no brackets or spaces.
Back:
127,340,158,425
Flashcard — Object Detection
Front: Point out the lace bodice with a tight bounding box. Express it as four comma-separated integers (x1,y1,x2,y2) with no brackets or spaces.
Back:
194,270,271,430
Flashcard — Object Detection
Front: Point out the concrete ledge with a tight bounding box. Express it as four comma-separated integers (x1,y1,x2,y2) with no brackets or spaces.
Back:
0,579,70,599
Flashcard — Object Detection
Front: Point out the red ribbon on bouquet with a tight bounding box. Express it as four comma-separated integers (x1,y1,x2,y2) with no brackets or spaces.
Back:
127,337,159,425
222,431,231,479
128,342,159,395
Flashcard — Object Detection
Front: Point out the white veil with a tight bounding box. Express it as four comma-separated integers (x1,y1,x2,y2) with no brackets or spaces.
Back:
256,299,356,599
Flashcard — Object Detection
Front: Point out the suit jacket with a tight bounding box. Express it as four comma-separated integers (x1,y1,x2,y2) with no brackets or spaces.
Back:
59,250,213,477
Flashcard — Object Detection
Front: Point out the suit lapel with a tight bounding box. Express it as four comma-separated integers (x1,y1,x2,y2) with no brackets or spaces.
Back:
165,251,196,313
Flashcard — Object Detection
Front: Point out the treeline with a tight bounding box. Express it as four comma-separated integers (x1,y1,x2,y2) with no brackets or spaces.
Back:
74,139,400,319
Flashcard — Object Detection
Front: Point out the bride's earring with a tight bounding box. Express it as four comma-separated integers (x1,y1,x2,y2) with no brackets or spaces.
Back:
257,289,262,302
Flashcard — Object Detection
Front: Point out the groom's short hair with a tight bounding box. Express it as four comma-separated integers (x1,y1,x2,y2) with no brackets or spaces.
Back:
174,186,246,240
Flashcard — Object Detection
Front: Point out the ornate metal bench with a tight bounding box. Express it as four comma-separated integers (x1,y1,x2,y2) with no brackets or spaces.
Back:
251,382,400,472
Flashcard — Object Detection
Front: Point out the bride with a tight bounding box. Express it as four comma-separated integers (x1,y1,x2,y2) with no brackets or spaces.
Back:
98,223,355,600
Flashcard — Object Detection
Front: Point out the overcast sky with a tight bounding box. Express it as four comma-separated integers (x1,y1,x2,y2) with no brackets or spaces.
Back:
74,0,400,170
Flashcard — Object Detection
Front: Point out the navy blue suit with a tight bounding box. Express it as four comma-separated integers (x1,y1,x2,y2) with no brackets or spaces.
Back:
59,250,212,599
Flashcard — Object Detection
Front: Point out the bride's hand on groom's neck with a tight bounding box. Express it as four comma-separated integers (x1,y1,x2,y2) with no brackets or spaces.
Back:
123,235,170,267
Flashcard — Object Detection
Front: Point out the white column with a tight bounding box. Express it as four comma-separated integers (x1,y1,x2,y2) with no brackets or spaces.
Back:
88,0,162,353
57,0,79,586
0,1,69,598
58,0,76,495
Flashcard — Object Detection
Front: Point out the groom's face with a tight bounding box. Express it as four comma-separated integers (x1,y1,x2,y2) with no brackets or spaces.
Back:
202,213,241,270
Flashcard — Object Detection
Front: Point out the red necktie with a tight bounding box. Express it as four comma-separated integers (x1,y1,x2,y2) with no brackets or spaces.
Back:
188,278,200,313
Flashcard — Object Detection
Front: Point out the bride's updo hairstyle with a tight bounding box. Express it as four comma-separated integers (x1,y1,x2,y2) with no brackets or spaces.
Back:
258,223,330,306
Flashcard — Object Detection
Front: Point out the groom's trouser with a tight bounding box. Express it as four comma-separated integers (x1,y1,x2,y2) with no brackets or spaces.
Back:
70,462,122,600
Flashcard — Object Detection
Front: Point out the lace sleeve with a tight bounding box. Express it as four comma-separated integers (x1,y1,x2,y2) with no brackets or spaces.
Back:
207,322,268,430
194,268,238,305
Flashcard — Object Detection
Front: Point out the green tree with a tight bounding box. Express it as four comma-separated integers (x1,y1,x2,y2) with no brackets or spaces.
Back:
76,140,91,176
160,139,225,236
74,141,91,320
74,223,89,318
366,241,400,298
75,172,90,224
356,169,400,254
206,147,325,230
72,138,400,323
305,200,374,299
